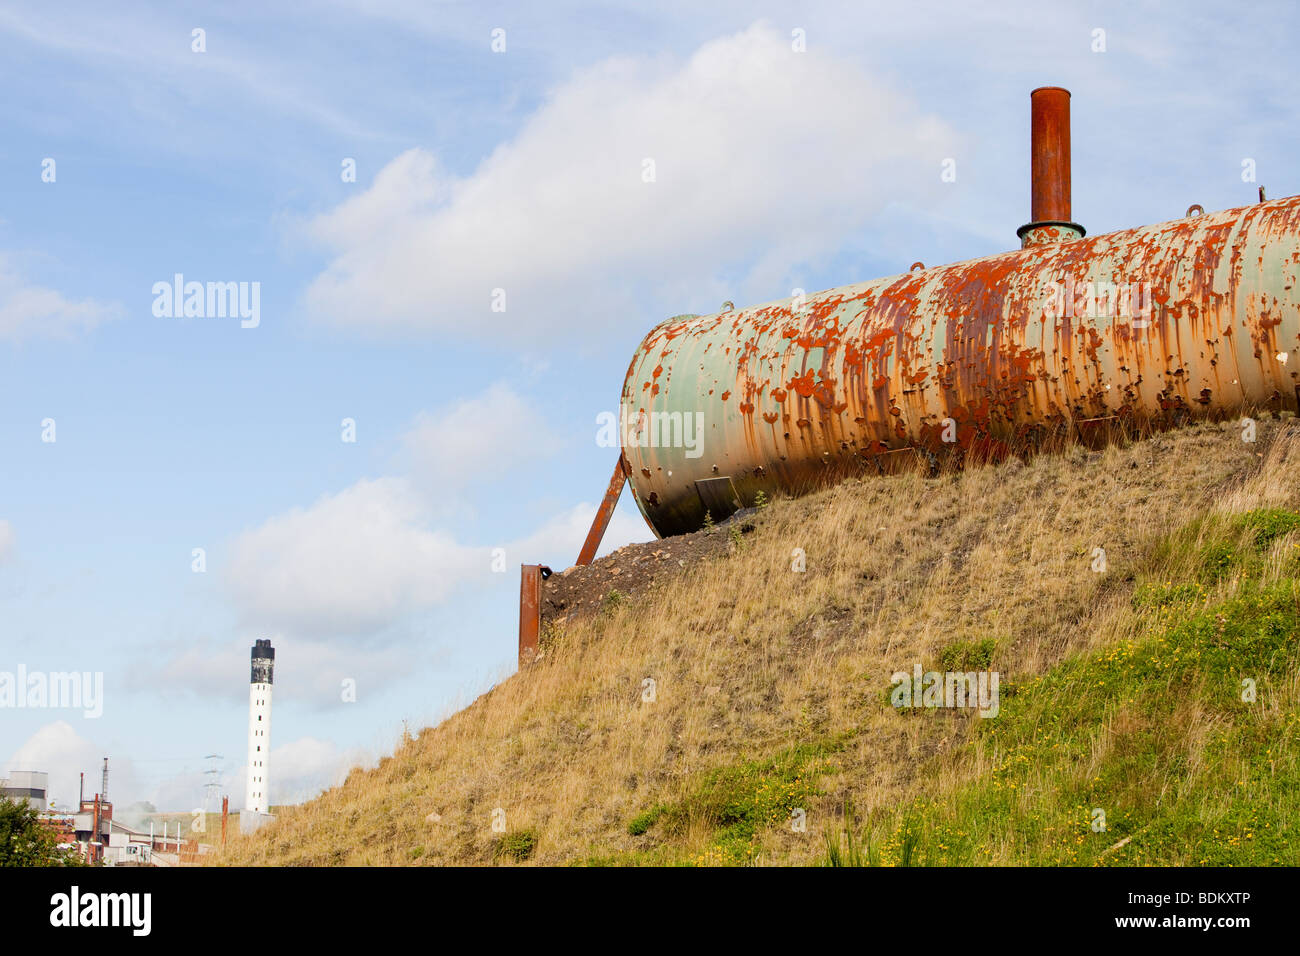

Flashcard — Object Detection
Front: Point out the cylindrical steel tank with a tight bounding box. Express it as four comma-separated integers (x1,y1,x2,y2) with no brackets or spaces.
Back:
621,195,1300,537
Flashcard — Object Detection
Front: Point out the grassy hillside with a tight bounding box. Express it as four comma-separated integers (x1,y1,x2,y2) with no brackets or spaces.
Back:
219,419,1300,866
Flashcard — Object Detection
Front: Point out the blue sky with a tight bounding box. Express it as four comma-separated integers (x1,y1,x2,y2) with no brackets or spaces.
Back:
2,0,1297,812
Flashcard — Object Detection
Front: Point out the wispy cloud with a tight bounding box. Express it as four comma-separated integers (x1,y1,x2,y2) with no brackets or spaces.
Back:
225,476,474,638
399,382,560,496
0,5,387,142
0,256,121,341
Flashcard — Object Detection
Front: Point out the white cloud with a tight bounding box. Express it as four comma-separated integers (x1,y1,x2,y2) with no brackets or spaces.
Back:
507,499,651,570
140,635,246,701
223,382,575,640
229,736,368,810
301,21,957,339
217,377,651,667
137,633,419,709
226,477,475,638
150,494,646,702
400,382,559,494
0,257,120,341
0,520,13,563
222,472,648,643
220,485,650,649
5,721,136,810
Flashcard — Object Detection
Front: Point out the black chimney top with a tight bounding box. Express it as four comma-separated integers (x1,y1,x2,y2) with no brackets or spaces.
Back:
250,639,275,684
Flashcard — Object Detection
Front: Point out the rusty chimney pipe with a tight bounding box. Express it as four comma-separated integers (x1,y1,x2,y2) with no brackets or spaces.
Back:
1017,86,1085,248
1031,86,1071,222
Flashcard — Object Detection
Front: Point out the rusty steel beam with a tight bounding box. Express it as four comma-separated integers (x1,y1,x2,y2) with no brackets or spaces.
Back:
518,564,542,666
576,453,630,565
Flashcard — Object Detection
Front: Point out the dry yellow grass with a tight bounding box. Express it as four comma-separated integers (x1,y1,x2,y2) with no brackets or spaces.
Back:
217,417,1300,866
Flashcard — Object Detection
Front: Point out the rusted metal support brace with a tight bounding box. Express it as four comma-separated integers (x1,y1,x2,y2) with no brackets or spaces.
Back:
518,564,543,667
576,453,629,566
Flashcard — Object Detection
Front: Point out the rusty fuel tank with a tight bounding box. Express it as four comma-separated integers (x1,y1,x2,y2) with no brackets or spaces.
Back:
619,88,1300,538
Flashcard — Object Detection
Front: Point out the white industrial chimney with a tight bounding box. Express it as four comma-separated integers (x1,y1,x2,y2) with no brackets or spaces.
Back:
245,639,274,814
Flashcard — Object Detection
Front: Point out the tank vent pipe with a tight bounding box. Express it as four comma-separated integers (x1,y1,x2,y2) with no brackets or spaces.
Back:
1017,86,1086,248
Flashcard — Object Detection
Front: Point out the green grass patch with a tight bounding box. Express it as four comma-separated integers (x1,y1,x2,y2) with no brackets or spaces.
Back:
666,742,837,865
1187,508,1300,584
938,637,998,672
1198,541,1239,582
1147,508,1300,587
616,741,841,866
846,578,1300,865
494,828,539,863
1238,508,1300,549
626,805,664,836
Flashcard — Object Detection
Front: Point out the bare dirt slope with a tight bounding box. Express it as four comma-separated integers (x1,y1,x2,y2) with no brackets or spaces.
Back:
540,508,757,630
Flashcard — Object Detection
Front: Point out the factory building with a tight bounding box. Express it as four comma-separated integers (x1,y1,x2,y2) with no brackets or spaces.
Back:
0,770,48,803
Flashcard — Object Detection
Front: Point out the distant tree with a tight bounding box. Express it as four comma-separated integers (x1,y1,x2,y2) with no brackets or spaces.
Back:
0,797,83,867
